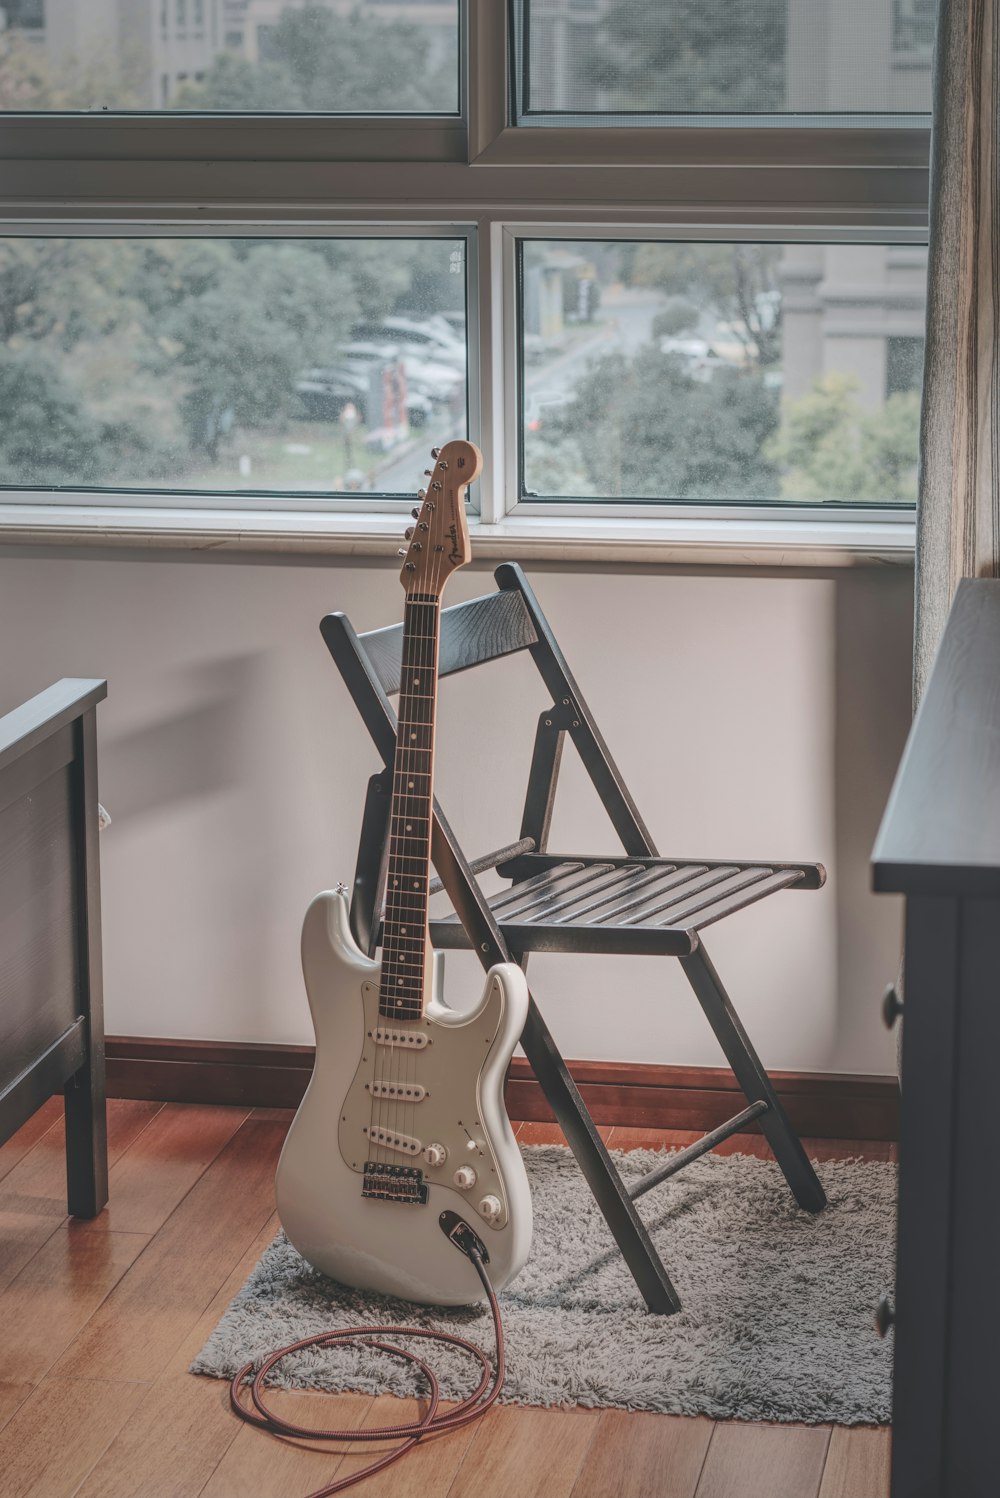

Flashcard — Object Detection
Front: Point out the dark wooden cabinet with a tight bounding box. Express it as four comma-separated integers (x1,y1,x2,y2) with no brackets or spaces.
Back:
0,678,108,1218
873,579,1000,1498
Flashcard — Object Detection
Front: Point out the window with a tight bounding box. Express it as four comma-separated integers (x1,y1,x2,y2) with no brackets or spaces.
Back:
0,1,931,554
513,0,937,123
0,234,468,501
1,0,45,29
520,239,927,505
0,0,461,114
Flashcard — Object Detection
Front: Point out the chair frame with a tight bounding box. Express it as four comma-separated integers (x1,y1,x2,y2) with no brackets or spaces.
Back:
323,562,826,1314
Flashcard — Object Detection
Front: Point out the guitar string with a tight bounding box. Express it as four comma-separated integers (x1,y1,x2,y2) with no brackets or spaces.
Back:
377,490,445,1186
386,596,433,1168
396,596,428,1169
420,520,444,1173
397,479,444,1186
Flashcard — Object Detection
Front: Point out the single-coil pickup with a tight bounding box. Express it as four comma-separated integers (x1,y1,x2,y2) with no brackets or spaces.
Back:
373,1027,429,1050
363,1125,422,1155
367,1080,426,1102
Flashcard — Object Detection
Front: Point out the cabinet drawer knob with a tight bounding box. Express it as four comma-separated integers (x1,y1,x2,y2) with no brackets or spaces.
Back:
875,1296,895,1337
882,984,904,1031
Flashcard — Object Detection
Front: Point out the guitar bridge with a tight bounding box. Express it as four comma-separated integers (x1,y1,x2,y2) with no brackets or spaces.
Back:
361,1162,428,1205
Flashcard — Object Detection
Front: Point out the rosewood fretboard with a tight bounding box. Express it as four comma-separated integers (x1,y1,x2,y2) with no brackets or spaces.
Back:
379,593,441,1021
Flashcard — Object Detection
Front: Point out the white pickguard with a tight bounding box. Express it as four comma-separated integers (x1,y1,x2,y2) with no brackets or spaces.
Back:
275,888,533,1306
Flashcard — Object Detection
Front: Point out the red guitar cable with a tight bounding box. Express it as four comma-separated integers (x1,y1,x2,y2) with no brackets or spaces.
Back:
228,1230,504,1497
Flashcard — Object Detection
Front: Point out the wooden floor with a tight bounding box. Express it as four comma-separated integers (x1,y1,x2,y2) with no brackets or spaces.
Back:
0,1100,894,1498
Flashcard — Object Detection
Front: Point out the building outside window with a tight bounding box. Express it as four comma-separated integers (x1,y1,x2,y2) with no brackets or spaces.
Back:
0,0,45,29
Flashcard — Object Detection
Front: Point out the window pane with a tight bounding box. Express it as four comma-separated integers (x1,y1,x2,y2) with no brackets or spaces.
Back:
516,0,936,120
0,1,459,113
0,236,468,497
520,240,927,506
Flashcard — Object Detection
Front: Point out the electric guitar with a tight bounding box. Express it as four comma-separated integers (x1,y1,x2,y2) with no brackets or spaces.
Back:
276,440,533,1306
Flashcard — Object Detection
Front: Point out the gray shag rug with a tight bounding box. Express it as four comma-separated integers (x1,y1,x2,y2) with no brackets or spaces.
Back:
192,1144,895,1425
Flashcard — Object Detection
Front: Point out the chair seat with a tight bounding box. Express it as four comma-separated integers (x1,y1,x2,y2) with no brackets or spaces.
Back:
417,853,823,957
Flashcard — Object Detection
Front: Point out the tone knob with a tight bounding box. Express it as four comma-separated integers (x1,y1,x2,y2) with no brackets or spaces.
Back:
478,1195,502,1223
424,1143,447,1168
453,1165,477,1190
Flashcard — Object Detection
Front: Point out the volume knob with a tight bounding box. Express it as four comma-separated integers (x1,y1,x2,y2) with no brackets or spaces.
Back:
424,1143,447,1168
478,1195,503,1224
453,1165,477,1190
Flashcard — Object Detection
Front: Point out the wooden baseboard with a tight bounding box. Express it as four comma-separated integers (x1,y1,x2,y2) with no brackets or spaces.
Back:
105,1037,899,1141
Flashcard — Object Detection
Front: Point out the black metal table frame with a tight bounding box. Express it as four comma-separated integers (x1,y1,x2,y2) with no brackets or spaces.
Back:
0,679,108,1220
323,562,826,1314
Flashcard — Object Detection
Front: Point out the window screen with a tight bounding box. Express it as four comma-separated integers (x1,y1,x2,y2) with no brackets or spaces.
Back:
0,236,467,499
519,239,928,506
0,0,460,114
514,0,937,122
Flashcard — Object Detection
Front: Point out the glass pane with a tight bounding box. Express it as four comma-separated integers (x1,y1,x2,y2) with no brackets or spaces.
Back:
520,239,927,506
516,0,936,120
0,1,459,113
0,236,467,496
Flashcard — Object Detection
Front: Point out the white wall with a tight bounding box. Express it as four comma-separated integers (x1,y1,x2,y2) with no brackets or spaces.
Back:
0,548,913,1075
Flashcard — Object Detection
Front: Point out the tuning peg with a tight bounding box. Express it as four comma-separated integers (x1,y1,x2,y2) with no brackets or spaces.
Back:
397,548,407,558
411,506,420,518
404,528,414,540
430,447,441,458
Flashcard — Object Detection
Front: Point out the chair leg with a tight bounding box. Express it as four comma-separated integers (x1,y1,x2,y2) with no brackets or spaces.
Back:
520,997,683,1315
680,944,827,1213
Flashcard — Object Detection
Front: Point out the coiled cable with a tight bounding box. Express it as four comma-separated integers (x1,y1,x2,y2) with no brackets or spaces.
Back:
229,1238,503,1498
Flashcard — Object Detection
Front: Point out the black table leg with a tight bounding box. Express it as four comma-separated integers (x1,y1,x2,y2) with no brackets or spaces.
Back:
65,709,108,1220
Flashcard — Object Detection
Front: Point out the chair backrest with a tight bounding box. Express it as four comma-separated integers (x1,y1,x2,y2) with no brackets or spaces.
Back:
356,586,538,696
320,561,657,953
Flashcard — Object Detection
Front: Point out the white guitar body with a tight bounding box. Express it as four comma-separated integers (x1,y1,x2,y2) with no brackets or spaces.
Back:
275,887,533,1306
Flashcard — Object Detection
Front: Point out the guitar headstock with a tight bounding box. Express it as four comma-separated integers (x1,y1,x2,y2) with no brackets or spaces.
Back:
399,439,481,597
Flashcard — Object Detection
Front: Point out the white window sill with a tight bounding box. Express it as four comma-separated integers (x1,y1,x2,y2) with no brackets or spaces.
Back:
0,502,915,568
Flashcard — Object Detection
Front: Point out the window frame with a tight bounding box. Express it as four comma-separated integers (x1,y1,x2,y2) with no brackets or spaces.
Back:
0,0,933,564
470,2,932,175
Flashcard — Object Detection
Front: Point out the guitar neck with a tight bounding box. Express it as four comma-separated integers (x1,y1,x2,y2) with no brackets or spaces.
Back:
379,593,441,1021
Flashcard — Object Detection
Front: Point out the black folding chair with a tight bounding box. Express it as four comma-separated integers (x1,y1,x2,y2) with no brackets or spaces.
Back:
323,561,827,1314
